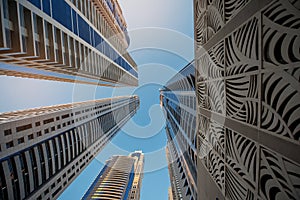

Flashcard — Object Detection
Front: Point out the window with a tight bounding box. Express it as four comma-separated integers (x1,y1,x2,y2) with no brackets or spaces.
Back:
28,134,34,140
8,158,20,199
43,118,54,124
19,153,30,196
37,145,46,182
6,141,13,149
17,137,24,144
37,131,42,137
45,141,53,176
0,161,8,199
16,124,32,132
62,114,70,119
44,189,49,195
32,14,40,56
29,149,38,189
4,129,12,136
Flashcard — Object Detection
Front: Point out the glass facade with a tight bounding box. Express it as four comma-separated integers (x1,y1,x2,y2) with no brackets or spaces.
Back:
161,61,197,200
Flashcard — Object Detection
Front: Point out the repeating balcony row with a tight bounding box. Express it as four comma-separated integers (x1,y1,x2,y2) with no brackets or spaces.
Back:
0,97,138,159
165,61,195,91
0,101,137,200
25,0,134,67
0,0,137,85
166,128,197,200
66,0,131,56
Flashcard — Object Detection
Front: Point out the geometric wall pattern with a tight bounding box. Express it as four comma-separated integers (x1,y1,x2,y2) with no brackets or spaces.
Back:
194,0,300,199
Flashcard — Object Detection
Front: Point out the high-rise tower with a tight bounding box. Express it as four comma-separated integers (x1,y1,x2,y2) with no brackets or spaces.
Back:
82,151,144,200
0,96,139,200
0,0,138,86
161,61,197,200
194,0,300,199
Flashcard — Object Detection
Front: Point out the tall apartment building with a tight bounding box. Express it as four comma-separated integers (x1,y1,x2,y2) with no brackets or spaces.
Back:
0,96,139,200
194,0,300,199
0,0,138,86
161,61,197,200
82,151,144,200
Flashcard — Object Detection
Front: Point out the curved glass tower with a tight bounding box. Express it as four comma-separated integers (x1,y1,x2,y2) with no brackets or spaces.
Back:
161,61,197,200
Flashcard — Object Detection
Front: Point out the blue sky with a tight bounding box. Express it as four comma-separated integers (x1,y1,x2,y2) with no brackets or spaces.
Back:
0,0,194,199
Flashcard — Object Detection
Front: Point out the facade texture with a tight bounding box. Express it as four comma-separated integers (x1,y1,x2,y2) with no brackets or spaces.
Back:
194,0,300,199
161,61,197,200
82,151,144,200
0,0,138,86
0,96,139,200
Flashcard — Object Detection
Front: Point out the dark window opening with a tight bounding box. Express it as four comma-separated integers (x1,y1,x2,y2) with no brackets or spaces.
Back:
16,124,32,132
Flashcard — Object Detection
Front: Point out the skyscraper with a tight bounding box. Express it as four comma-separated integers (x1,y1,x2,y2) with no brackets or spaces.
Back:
82,151,144,200
0,0,138,86
0,96,139,200
161,61,197,200
194,0,300,199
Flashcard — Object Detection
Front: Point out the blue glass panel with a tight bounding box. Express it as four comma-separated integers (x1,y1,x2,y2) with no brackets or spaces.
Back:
123,166,134,200
52,0,72,31
95,33,103,51
72,9,78,35
91,29,94,47
90,30,94,47
77,16,90,44
42,0,51,15
105,0,114,13
28,0,41,9
35,0,137,78
81,165,108,199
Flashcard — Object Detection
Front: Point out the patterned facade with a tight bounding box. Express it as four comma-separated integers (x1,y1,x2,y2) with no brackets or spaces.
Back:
0,96,139,200
0,0,138,86
194,0,300,199
161,61,197,200
82,151,144,200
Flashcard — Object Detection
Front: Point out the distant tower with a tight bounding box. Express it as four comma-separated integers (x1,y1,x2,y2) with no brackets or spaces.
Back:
0,0,138,86
82,151,144,200
161,61,197,200
0,96,139,199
